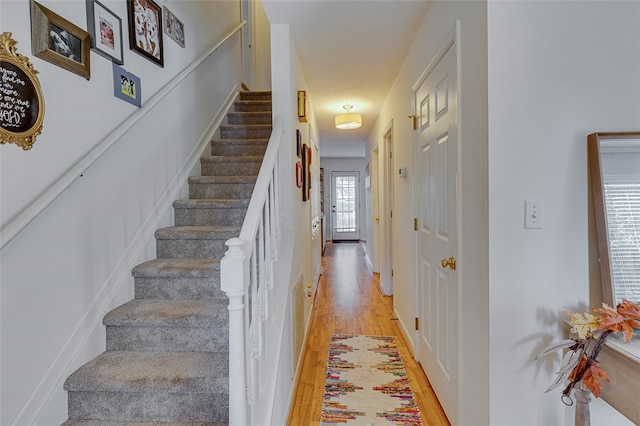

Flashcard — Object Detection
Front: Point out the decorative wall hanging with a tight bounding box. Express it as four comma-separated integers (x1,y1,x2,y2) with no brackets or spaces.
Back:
163,6,184,48
86,0,124,64
302,143,309,201
296,161,303,188
127,0,164,67
1,32,45,150
112,63,141,107
30,1,91,79
297,90,307,122
296,128,302,158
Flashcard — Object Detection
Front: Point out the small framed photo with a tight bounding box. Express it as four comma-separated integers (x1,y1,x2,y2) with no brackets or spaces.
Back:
296,129,302,158
126,0,163,67
86,0,123,64
112,63,141,107
30,1,91,79
163,6,185,48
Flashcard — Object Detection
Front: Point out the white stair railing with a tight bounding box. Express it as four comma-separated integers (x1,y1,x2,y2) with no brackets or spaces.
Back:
220,112,286,425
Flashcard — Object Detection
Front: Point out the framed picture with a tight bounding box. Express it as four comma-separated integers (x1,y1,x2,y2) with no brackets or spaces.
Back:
297,90,307,122
295,162,303,188
302,143,309,202
30,1,91,79
296,129,302,158
112,63,141,107
1,32,45,150
126,0,163,67
163,6,185,48
86,0,123,64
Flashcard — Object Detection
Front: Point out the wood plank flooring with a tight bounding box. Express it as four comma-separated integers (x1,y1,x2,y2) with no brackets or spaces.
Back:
287,241,450,425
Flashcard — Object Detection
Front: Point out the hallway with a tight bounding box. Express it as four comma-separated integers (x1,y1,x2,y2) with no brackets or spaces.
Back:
287,242,450,425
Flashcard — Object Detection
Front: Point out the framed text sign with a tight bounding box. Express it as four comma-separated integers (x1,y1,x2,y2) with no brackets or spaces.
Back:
0,32,45,150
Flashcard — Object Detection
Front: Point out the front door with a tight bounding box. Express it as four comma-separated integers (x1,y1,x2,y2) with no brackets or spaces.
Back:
414,35,459,424
331,172,360,241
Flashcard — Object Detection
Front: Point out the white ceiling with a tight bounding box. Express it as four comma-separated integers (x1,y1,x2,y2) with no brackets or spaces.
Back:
261,0,431,156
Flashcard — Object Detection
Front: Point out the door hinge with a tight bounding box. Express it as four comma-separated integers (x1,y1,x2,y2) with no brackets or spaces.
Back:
390,151,393,159
390,210,393,218
414,217,418,231
415,317,419,330
409,114,417,131
391,269,394,277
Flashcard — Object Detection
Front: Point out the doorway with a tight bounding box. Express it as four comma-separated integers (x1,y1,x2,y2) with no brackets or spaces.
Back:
379,124,394,295
413,29,459,425
331,172,360,241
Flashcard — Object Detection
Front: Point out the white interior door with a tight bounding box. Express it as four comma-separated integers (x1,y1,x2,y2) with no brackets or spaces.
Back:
415,37,459,424
331,172,360,241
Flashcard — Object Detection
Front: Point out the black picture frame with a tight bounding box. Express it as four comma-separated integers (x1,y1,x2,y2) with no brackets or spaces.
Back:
302,143,309,202
296,129,302,158
86,0,124,64
126,0,163,67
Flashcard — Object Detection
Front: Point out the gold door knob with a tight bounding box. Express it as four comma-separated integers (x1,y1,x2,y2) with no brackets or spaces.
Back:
441,257,456,270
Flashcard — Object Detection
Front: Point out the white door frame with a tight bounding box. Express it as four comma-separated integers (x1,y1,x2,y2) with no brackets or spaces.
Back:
371,145,380,272
380,121,394,295
412,23,461,425
331,171,361,241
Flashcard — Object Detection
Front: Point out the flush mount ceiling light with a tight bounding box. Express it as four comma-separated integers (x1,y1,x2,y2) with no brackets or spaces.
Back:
335,105,362,130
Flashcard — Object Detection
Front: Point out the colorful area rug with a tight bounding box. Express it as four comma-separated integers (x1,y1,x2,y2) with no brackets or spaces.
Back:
320,334,423,425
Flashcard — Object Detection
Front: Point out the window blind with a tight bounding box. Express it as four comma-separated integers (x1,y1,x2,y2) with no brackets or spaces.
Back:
603,181,640,303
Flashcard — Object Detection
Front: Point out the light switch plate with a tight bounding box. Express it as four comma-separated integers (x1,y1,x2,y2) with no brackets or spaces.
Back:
525,199,543,229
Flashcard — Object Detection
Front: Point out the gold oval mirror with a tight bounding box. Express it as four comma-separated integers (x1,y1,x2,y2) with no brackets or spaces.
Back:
588,132,640,306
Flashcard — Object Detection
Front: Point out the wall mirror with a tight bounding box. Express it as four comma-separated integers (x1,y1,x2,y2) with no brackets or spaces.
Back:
588,132,640,307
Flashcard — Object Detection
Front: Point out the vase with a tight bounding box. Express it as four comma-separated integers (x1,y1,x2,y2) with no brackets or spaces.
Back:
574,384,591,426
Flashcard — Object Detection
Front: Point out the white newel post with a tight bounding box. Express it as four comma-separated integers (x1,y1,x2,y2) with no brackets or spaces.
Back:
221,237,249,426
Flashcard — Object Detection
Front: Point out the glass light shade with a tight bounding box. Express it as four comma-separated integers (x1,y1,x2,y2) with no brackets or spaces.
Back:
335,113,362,129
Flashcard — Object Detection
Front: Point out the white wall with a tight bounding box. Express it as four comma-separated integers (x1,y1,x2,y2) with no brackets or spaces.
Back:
0,1,243,423
268,23,321,422
250,0,272,91
488,2,640,425
366,1,489,423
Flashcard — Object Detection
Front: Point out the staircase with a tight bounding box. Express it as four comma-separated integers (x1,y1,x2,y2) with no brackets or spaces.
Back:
63,91,272,424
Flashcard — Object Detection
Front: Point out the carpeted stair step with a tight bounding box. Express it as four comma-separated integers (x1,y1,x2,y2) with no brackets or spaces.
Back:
155,226,240,259
210,138,268,156
174,199,250,227
64,351,228,423
104,299,229,352
200,155,263,176
188,176,256,199
233,100,272,112
220,124,272,139
133,258,224,300
63,420,227,425
227,111,272,125
238,90,272,101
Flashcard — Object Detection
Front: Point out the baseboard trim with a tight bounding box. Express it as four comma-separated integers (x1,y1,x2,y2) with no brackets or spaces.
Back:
13,86,239,426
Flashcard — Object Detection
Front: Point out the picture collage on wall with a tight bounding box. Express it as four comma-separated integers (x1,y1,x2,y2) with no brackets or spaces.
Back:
28,0,186,106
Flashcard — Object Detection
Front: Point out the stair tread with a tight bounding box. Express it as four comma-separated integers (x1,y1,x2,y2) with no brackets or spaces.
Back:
227,111,271,116
173,199,250,208
63,421,226,426
64,351,228,393
211,138,268,144
155,226,240,240
104,299,228,327
200,155,263,163
132,258,220,278
220,123,272,129
188,175,257,183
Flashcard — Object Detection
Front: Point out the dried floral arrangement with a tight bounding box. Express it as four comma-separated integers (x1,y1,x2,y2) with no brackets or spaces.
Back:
536,299,640,405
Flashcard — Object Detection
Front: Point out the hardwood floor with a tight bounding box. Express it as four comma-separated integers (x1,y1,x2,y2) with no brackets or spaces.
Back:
287,241,450,425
